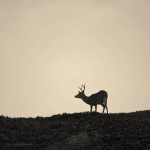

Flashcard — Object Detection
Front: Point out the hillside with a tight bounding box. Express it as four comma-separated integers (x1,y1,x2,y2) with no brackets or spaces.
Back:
0,111,150,150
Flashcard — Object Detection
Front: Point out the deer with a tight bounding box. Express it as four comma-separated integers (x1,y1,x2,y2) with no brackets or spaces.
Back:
75,84,108,113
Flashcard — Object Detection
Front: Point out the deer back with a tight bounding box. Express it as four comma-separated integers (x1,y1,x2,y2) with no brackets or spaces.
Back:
88,90,108,105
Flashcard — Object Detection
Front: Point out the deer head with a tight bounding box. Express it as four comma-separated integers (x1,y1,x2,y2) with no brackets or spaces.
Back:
75,84,85,98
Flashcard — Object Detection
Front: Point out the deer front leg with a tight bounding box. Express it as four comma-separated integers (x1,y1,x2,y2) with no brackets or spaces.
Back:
90,105,93,112
95,105,97,112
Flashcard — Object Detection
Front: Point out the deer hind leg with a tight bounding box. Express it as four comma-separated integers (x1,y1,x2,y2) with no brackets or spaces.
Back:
90,105,93,112
102,97,108,114
101,104,106,113
105,105,108,114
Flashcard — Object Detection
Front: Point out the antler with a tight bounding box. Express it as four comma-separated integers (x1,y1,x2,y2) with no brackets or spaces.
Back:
82,83,85,91
78,86,83,92
78,84,85,92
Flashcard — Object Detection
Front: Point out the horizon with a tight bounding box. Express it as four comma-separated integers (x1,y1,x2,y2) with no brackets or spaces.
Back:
0,0,150,117
1,110,150,118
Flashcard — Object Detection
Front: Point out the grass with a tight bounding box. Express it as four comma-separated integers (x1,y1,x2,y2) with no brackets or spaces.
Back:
0,110,150,150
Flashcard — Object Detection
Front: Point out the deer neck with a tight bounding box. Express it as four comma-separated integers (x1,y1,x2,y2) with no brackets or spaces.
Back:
81,94,89,104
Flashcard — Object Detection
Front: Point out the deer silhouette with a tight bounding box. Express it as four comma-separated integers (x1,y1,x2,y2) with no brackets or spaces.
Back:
75,84,108,113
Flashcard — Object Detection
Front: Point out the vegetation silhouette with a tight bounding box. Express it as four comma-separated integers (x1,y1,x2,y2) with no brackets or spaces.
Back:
1,111,150,150
75,84,108,113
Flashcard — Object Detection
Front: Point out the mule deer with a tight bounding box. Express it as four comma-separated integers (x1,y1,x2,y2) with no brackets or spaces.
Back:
75,84,108,113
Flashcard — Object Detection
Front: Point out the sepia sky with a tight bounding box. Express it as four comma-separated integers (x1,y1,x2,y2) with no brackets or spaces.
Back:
0,0,150,117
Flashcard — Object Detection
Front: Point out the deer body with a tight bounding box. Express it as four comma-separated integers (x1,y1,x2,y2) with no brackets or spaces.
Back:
75,85,108,113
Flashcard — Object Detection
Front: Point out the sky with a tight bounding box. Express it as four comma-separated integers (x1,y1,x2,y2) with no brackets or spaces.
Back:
0,0,150,117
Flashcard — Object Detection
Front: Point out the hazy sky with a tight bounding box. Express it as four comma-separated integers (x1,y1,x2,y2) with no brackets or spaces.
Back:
0,0,150,117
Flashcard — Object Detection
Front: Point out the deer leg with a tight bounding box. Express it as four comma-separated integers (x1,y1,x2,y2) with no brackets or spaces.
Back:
95,105,97,112
102,106,105,113
101,104,106,113
105,105,108,114
90,105,93,112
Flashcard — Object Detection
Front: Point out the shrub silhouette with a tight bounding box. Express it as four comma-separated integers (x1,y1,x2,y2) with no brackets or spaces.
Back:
0,111,150,150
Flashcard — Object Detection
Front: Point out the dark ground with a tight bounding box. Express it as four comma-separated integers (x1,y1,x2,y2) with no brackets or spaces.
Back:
0,110,150,150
